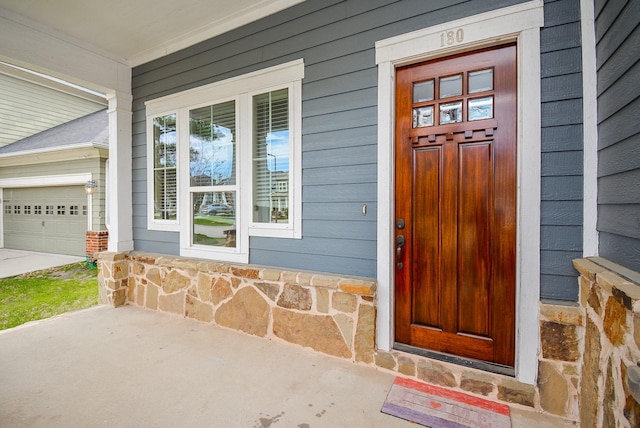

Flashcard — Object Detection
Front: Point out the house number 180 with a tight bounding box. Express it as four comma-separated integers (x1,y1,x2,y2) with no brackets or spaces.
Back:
440,29,464,47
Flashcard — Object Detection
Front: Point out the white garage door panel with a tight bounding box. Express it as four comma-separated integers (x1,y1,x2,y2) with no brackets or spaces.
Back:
3,186,87,256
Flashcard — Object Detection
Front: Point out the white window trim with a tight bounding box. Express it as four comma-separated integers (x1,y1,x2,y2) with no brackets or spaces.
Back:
145,59,304,263
375,0,543,384
245,81,302,239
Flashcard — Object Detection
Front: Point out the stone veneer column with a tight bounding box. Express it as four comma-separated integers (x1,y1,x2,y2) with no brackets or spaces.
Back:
574,258,640,428
538,302,583,420
96,252,129,307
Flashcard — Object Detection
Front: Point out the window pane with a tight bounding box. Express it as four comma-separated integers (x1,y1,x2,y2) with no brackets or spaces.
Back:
440,74,462,98
468,96,494,121
440,101,463,124
253,89,290,224
192,191,236,247
413,80,434,103
190,101,236,186
469,69,493,93
413,106,434,128
153,114,177,220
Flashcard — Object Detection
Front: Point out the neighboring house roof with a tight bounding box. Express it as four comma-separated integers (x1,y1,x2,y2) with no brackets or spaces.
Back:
0,109,108,156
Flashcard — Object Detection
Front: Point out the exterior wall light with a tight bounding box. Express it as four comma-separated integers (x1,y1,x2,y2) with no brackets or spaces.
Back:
85,180,97,195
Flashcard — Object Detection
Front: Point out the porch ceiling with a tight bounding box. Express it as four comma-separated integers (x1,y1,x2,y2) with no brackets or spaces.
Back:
0,0,303,67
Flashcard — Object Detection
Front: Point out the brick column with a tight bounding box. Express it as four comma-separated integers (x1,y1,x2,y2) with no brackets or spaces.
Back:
86,230,109,256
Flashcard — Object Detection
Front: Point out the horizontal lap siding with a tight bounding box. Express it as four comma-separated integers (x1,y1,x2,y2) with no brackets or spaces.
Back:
595,0,640,272
540,0,584,301
131,0,527,277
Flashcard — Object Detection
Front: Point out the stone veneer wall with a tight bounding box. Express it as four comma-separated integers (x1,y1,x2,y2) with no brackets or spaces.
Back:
573,258,640,428
97,252,377,363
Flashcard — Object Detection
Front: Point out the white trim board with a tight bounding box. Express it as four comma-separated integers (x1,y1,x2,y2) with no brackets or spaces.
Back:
375,0,544,385
0,173,92,189
580,0,599,257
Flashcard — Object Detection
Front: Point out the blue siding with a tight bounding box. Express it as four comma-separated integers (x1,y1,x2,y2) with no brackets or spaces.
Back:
595,0,640,272
131,0,585,298
539,0,584,301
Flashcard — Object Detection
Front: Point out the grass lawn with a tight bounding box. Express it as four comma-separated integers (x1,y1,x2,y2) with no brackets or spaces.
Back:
0,262,98,330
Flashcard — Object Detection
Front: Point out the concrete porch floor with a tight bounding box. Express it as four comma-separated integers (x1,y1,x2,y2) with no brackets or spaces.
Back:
0,305,576,427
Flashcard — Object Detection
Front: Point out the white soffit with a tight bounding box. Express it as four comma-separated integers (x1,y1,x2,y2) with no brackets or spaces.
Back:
0,0,304,67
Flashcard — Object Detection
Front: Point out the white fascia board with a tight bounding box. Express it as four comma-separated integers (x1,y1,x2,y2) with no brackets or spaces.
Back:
0,144,108,167
0,173,92,188
0,9,130,94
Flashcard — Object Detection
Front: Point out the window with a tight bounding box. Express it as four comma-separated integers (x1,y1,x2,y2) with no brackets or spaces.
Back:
24,205,31,214
70,206,79,215
14,205,20,214
46,205,54,215
57,205,65,215
34,205,42,215
146,59,303,263
252,89,290,225
82,205,88,216
4,205,10,215
152,114,177,222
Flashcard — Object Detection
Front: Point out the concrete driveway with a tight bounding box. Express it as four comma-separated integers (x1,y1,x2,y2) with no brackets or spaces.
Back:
0,249,84,278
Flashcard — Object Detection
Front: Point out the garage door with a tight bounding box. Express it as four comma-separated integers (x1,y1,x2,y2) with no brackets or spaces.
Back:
3,186,87,256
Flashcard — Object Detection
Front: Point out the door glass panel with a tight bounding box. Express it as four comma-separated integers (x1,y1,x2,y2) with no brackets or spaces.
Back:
193,191,236,248
469,69,493,93
189,101,236,186
440,101,462,124
413,106,434,128
413,80,434,103
468,96,494,121
439,74,462,98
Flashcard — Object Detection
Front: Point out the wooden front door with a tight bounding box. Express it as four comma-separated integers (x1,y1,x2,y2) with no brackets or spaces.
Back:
394,44,516,367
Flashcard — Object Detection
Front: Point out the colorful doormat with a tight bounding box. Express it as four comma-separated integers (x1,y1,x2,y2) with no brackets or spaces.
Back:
381,377,511,428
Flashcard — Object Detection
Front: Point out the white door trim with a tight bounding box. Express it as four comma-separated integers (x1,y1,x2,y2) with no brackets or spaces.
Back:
375,0,544,384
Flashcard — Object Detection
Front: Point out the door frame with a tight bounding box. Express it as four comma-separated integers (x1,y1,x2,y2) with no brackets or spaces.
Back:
375,0,544,384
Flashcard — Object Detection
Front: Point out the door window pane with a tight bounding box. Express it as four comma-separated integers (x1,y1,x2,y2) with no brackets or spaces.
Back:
193,191,236,248
469,69,493,93
468,96,494,121
440,74,462,98
190,101,236,187
413,80,434,103
253,89,289,224
413,106,434,128
153,114,177,220
440,101,463,124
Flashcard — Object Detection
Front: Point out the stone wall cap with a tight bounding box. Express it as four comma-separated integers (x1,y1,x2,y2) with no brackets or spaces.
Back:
589,256,640,286
96,251,128,261
573,258,606,280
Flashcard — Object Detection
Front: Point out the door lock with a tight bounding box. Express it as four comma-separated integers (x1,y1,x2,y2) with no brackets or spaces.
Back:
396,234,405,269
